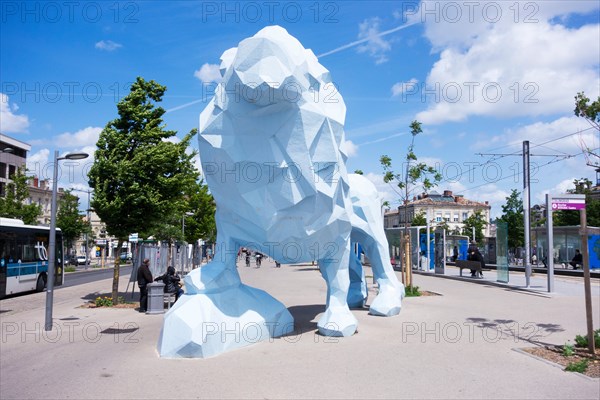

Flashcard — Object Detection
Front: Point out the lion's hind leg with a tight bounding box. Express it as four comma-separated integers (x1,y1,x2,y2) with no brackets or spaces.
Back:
352,229,404,317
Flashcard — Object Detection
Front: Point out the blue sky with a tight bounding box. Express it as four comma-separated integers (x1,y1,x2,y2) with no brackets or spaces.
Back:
1,1,599,217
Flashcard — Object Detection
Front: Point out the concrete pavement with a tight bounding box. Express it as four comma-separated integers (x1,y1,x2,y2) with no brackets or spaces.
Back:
1,259,598,399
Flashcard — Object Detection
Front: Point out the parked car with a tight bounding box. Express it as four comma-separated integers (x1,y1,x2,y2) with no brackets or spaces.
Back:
64,255,78,266
120,252,132,262
76,255,90,265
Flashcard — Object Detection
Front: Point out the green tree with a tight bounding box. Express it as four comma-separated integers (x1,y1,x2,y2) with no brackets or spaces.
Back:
380,120,442,284
497,189,524,249
0,167,41,224
183,179,216,243
88,77,200,303
461,210,487,243
411,211,426,226
450,226,462,236
354,169,363,175
574,92,600,131
56,191,89,254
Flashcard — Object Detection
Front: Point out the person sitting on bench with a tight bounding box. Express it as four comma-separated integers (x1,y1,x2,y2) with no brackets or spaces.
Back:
155,266,184,301
569,249,583,270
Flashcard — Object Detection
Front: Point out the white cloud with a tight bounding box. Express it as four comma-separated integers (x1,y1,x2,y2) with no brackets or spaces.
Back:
472,116,597,155
356,18,392,64
95,40,122,51
26,149,50,172
56,126,102,148
414,1,600,125
194,63,222,83
342,139,358,158
419,1,600,50
363,172,400,206
0,93,29,133
26,146,95,189
391,78,418,97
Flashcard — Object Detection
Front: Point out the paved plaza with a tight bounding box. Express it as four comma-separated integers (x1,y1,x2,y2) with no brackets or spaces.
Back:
1,259,599,399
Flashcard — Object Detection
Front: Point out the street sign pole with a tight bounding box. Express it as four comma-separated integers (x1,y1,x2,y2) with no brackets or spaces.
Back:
545,193,554,293
580,207,595,354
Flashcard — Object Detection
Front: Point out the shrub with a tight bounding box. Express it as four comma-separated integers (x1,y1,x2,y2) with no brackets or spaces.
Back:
95,296,113,307
94,296,126,307
565,359,589,373
574,329,600,348
562,343,575,357
405,285,421,297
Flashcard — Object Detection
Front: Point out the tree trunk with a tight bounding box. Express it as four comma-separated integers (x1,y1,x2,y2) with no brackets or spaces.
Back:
403,235,412,287
111,239,123,304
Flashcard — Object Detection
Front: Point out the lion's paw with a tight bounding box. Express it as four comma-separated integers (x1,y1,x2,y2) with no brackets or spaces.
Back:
317,305,358,337
368,283,404,317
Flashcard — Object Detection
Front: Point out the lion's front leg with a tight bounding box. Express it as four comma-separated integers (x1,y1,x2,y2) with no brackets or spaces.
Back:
184,233,241,294
362,237,404,317
158,233,294,358
317,240,358,337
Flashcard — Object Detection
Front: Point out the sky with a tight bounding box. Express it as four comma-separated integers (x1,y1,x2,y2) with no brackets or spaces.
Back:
1,0,599,218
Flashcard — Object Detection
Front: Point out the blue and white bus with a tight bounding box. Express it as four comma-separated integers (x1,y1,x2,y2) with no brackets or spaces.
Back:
0,218,64,298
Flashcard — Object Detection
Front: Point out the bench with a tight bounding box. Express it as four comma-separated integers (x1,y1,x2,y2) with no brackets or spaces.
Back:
456,260,483,277
163,293,176,309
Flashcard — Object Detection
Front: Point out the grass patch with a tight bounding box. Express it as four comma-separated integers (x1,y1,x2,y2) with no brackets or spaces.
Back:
64,266,76,273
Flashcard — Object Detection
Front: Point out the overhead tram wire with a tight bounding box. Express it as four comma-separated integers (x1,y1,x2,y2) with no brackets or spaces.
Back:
432,126,597,188
453,149,588,194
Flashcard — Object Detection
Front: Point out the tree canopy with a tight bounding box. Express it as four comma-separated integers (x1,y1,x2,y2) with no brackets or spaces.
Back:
574,91,600,131
380,120,442,223
497,189,524,249
88,77,202,302
461,210,487,244
56,191,89,253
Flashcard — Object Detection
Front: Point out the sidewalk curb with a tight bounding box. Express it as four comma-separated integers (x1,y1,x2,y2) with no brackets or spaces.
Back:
412,270,553,298
512,347,599,382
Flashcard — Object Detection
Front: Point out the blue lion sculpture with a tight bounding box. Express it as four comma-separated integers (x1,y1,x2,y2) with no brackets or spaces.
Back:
158,26,404,358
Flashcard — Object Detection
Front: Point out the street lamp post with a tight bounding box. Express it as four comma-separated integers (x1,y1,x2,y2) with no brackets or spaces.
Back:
45,150,89,331
182,212,194,241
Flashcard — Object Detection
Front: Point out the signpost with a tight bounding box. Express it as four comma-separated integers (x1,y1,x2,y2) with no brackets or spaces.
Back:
550,197,586,211
546,193,594,354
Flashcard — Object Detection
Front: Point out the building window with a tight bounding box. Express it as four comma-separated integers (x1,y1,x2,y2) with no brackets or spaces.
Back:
8,165,16,179
0,162,6,178
462,212,468,220
453,213,459,222
435,212,442,222
444,212,450,221
0,182,5,197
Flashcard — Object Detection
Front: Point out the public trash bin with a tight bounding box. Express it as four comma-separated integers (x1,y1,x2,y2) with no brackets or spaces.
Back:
147,282,165,314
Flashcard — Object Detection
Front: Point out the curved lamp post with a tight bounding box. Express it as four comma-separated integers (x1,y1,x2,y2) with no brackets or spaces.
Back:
45,151,89,331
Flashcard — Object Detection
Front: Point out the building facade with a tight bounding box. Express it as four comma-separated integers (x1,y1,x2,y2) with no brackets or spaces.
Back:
2,133,67,225
0,134,29,197
384,190,492,237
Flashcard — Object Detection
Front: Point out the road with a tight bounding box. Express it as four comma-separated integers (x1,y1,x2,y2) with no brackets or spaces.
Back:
63,264,133,287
